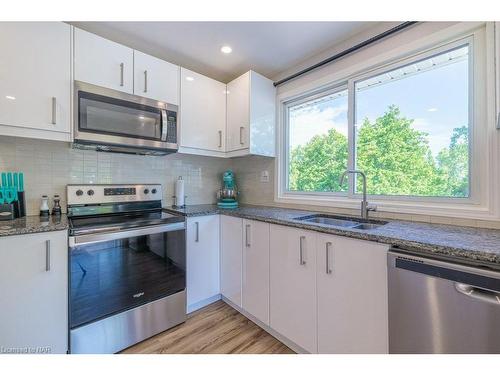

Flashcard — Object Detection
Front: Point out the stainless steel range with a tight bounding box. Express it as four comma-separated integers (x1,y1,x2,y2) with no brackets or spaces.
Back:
67,184,186,354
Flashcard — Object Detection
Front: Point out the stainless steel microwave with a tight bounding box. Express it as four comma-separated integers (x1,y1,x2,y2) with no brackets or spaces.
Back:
73,81,178,155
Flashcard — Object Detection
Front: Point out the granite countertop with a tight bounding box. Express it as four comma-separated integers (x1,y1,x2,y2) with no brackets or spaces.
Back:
164,204,500,269
0,215,69,237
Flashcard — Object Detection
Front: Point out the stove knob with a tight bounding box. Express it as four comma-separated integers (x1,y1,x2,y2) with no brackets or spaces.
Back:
144,188,149,194
76,189,83,196
87,189,94,196
151,188,157,194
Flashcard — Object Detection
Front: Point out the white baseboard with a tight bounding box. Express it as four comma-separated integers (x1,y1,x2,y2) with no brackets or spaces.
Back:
221,296,308,354
187,294,222,314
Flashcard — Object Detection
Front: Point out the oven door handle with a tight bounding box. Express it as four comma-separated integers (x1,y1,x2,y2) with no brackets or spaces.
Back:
69,222,185,247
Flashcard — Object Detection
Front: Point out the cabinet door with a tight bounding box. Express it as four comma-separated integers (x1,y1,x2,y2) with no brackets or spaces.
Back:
226,72,250,152
0,22,71,135
220,215,242,306
180,68,226,153
317,234,389,353
242,219,270,324
133,50,180,105
74,27,133,93
248,71,276,157
186,215,220,312
270,225,317,353
0,231,68,354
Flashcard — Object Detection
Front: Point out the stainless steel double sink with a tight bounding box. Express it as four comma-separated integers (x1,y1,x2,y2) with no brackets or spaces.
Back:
294,214,387,230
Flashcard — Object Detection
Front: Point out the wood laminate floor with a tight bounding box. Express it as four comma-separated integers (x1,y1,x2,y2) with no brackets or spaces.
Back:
121,300,295,354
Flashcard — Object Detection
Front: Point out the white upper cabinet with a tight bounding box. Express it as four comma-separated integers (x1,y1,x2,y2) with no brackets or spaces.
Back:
133,50,180,104
226,71,276,157
316,234,389,354
220,215,243,306
242,219,270,325
186,215,220,313
74,28,134,93
179,68,227,156
0,22,71,141
0,230,68,354
270,224,317,353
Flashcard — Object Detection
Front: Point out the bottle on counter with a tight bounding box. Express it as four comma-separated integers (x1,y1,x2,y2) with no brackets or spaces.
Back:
39,195,50,217
52,194,61,216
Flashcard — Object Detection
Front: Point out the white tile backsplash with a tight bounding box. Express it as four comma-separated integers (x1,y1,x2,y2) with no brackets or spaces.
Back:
0,136,231,215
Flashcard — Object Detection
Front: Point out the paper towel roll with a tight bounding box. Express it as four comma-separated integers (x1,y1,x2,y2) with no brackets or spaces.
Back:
175,176,185,207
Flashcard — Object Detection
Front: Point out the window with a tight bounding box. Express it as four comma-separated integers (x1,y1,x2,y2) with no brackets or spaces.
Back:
287,88,348,193
282,38,474,202
354,45,470,198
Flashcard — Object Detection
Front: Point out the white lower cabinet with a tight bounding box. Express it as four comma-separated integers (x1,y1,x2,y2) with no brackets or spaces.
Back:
220,215,243,306
269,224,317,353
0,230,68,354
316,234,389,353
186,215,220,312
242,219,270,325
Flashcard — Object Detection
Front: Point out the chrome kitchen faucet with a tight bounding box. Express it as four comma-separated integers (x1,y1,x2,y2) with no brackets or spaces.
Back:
340,170,377,220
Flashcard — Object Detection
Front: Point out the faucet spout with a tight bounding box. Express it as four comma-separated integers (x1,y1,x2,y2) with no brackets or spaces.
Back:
339,169,375,219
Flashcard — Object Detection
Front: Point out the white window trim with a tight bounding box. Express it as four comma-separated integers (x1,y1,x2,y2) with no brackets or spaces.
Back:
276,22,497,220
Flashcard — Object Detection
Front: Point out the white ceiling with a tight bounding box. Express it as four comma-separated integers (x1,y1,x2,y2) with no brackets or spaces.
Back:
71,22,381,83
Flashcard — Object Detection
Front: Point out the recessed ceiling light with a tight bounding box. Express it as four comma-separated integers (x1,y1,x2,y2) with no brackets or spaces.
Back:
185,76,194,82
5,95,16,100
220,45,232,54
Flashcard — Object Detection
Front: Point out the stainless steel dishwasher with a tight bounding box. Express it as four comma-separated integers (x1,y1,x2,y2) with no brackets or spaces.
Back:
388,250,500,353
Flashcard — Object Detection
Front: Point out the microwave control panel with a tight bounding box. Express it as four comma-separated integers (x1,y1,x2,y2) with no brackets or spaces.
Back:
166,110,177,144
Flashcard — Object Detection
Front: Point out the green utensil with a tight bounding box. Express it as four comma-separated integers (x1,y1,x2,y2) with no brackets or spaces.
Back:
0,187,4,204
1,173,6,187
7,172,13,187
18,173,24,192
4,187,16,204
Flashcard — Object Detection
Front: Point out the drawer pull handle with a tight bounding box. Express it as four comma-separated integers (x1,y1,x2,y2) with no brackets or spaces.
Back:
299,236,306,265
45,240,51,271
326,242,332,274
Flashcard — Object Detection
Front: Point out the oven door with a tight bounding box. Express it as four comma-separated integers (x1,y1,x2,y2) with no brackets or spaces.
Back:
69,223,186,330
73,81,178,152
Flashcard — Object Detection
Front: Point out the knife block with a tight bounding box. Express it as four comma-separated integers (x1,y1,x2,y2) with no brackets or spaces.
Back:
17,191,26,217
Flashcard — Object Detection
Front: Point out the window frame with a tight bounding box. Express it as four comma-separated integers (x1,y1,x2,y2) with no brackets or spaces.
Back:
348,36,475,203
276,25,490,217
283,83,349,197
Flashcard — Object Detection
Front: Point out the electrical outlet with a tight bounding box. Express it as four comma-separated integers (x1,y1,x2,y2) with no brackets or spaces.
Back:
260,170,270,183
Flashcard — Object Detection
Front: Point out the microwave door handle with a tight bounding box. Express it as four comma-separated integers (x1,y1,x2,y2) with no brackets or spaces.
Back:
161,109,168,141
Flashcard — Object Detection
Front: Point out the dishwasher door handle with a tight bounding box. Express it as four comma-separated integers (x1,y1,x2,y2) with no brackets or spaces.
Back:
454,282,500,305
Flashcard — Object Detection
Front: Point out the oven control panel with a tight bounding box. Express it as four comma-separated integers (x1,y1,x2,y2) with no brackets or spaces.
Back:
104,187,137,196
67,184,162,205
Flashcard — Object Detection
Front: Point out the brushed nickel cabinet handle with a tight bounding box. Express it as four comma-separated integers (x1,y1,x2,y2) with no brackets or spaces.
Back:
45,240,51,271
299,236,306,265
51,97,56,125
240,126,244,145
326,242,332,274
245,224,251,247
218,130,223,148
144,70,148,93
120,63,124,86
195,222,199,242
